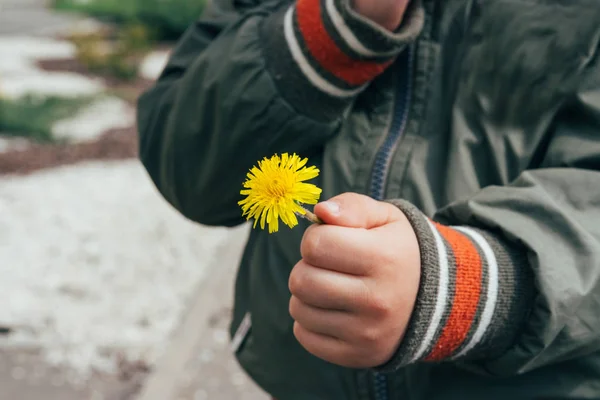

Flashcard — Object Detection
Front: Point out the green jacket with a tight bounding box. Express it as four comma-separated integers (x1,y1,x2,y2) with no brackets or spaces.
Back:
138,0,600,399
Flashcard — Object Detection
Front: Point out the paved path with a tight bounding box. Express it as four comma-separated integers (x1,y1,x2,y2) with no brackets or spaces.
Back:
0,0,85,36
137,225,268,400
0,1,270,399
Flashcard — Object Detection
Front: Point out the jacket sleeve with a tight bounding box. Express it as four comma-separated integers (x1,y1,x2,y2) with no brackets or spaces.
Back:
378,59,600,376
137,0,424,226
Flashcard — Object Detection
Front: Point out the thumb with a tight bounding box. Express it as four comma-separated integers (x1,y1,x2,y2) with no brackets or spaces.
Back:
314,192,402,229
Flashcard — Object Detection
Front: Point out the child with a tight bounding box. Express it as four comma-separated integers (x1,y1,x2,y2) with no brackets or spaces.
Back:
137,0,600,398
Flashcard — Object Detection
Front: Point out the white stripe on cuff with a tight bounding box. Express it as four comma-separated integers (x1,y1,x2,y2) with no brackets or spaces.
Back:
324,0,398,58
283,6,364,98
410,218,451,362
451,227,499,359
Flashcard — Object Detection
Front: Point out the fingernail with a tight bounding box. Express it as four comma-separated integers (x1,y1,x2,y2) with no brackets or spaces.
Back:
323,201,340,215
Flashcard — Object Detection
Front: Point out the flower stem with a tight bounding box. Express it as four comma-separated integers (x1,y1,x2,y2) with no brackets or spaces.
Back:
298,206,323,225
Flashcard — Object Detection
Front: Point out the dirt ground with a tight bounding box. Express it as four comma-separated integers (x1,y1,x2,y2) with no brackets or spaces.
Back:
0,348,148,400
0,56,153,176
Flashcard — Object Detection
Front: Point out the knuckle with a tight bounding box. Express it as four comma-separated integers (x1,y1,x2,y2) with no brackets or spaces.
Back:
288,296,300,320
292,321,303,341
300,228,322,264
358,325,382,346
367,293,392,318
384,202,403,223
288,269,302,295
288,265,309,297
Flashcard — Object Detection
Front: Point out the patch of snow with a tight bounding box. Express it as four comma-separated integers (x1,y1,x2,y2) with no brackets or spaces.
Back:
52,97,135,142
0,56,31,74
0,36,76,62
0,36,104,99
140,50,170,81
0,70,104,99
0,136,31,153
0,161,242,379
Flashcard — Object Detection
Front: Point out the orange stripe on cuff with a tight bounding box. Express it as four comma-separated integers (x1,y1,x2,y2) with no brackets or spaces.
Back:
295,0,392,86
425,224,483,361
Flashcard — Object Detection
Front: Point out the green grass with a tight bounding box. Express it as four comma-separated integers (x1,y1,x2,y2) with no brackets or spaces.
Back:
69,24,152,82
54,0,207,40
0,96,94,142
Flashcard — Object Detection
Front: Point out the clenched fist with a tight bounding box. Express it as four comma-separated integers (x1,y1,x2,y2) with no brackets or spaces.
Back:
289,193,421,368
351,0,411,31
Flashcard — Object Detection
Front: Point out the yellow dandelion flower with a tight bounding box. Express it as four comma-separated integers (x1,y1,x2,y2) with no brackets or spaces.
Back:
238,153,322,233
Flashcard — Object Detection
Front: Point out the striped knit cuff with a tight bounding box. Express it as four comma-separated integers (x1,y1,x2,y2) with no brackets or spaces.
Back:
377,200,534,372
261,0,424,121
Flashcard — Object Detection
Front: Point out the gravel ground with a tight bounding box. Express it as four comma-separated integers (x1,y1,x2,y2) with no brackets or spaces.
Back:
0,126,138,175
0,137,30,153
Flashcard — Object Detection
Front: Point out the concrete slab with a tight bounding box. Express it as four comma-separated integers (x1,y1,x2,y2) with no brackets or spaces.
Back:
136,224,268,400
0,0,85,37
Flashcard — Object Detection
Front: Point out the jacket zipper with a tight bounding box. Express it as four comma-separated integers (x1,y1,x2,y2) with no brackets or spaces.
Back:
368,45,414,400
369,46,414,201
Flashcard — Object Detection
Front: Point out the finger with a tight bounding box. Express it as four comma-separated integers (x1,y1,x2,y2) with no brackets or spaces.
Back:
289,296,354,339
315,192,402,229
289,261,370,311
301,223,395,276
293,322,369,368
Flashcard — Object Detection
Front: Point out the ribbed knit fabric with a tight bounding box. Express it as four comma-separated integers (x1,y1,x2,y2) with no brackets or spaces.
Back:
261,0,424,120
377,200,534,371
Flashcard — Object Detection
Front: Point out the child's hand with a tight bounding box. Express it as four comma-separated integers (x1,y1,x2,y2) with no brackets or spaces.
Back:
351,0,411,31
289,193,421,368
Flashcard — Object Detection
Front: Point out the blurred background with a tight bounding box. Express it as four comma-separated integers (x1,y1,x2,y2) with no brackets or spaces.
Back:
0,0,266,399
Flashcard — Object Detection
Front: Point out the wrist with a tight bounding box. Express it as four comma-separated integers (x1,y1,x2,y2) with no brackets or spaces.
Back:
376,199,534,371
350,0,410,31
